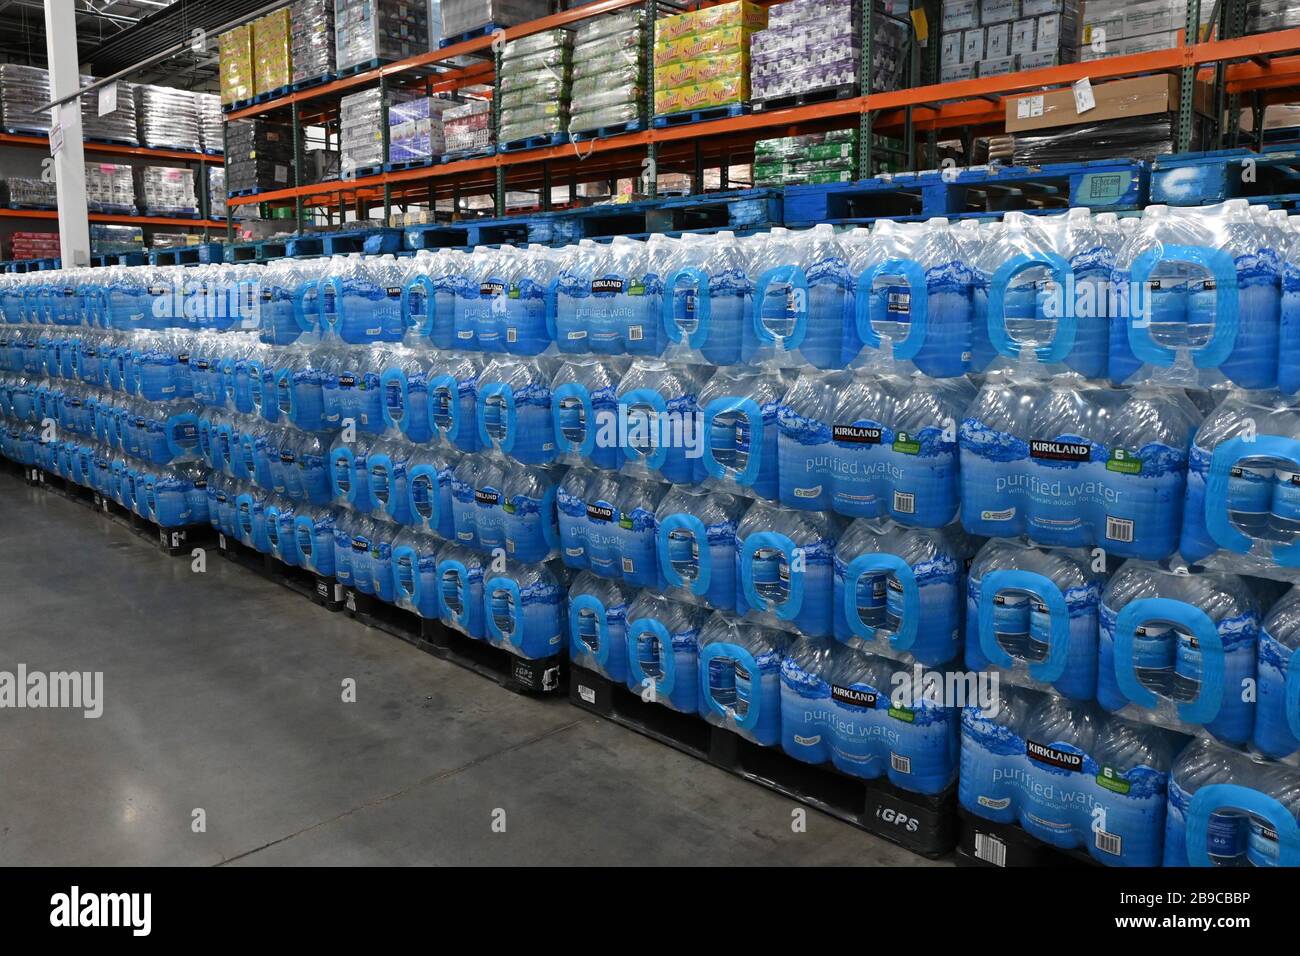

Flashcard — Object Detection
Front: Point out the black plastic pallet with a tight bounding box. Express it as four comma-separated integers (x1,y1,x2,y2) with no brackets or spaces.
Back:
346,164,384,180
439,22,500,47
442,146,495,164
337,57,389,77
497,131,569,153
291,72,336,92
384,156,439,172
955,807,1102,868
343,590,564,696
86,205,139,216
569,118,645,142
216,532,344,612
5,203,57,211
85,136,142,147
253,85,291,104
140,208,200,219
652,103,750,128
752,83,858,112
569,664,957,859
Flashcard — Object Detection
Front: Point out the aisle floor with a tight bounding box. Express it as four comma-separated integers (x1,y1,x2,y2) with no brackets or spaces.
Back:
0,473,944,866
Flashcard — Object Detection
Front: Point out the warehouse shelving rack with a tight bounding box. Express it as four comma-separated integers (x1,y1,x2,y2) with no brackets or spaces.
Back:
221,0,1300,241
0,132,227,237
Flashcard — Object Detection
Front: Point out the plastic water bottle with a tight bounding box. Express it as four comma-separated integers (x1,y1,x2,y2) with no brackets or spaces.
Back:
1164,736,1252,866
829,367,900,519
960,682,1036,825
889,373,973,527
697,611,791,746
435,541,487,639
484,558,565,660
553,240,601,354
959,371,1046,539
472,456,507,554
735,500,837,637
391,528,442,619
551,357,625,470
779,635,844,765
655,485,742,610
625,591,707,714
556,465,593,570
616,359,704,485
476,356,557,465
965,537,1103,701
613,474,666,589
1254,586,1300,759
777,368,839,512
502,464,558,564
582,470,623,579
568,571,633,681
428,351,482,453
665,231,750,366
698,365,785,501
832,517,967,666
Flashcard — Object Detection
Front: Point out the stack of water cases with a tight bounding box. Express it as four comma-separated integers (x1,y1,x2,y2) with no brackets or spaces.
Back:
2,199,1299,869
956,202,1300,868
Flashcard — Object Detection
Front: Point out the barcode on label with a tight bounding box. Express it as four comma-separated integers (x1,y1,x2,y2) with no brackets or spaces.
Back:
1095,829,1122,856
628,325,643,341
893,491,915,515
1106,516,1134,543
506,328,517,343
622,557,634,574
974,832,1007,867
890,752,911,774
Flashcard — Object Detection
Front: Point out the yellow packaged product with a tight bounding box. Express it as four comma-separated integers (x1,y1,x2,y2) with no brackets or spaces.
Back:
653,76,748,116
253,9,292,97
656,52,747,90
219,25,254,105
653,26,750,68
656,1,767,43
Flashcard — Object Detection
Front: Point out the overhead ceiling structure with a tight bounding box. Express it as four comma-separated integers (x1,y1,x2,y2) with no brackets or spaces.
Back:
0,0,275,90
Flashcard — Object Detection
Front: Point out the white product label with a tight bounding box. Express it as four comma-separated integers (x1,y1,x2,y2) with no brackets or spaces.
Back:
1073,77,1096,114
98,84,118,117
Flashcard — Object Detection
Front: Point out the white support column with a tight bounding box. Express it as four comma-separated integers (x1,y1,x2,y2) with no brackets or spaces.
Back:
44,0,91,267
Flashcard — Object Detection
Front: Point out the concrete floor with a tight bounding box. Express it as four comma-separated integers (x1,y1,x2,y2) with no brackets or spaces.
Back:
0,471,944,866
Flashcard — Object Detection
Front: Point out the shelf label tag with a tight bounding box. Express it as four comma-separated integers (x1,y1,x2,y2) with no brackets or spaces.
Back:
1017,95,1044,119
98,84,118,117
910,8,929,43
49,123,64,156
1073,77,1096,115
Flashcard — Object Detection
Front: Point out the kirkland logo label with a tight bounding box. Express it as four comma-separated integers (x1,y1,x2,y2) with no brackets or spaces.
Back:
475,489,500,506
1027,740,1084,772
386,286,402,297
592,278,625,294
831,685,877,707
339,374,357,388
480,281,505,297
586,503,614,522
833,425,883,444
1029,440,1091,462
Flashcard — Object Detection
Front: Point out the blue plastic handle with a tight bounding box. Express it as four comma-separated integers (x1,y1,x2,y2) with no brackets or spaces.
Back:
407,463,439,532
437,559,471,630
657,512,710,596
569,593,610,669
988,251,1075,363
551,381,596,457
855,258,928,360
618,387,668,470
740,530,802,621
1206,435,1300,566
292,279,319,333
661,267,711,348
380,367,407,431
485,576,523,649
842,553,919,652
627,617,676,698
330,446,356,502
702,396,764,487
402,274,435,337
1114,597,1224,726
698,642,761,731
752,265,809,351
978,569,1071,683
392,545,420,604
476,381,516,454
1186,783,1300,867
428,373,462,443
1128,245,1239,369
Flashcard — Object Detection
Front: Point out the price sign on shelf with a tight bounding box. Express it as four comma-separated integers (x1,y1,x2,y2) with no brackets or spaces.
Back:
49,123,64,156
1073,77,1096,115
98,83,117,117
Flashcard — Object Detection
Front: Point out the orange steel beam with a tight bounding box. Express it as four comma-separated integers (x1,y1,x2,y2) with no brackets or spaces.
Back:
0,132,222,163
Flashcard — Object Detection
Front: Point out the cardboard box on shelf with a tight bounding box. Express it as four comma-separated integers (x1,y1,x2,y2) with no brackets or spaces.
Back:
1036,12,1075,50
940,61,977,81
218,24,254,106
252,8,292,97
986,22,1012,59
1005,73,1212,132
941,31,963,66
1022,0,1077,14
941,0,979,31
963,28,984,63
979,55,1019,76
1010,18,1037,55
980,0,1022,25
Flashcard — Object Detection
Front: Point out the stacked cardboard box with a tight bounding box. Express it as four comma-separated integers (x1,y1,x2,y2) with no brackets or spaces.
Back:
444,98,491,153
291,0,336,85
754,129,859,186
388,97,456,164
1077,0,1213,61
84,163,136,214
89,225,145,255
219,24,255,106
339,87,417,173
1248,0,1300,33
253,9,293,96
939,0,1079,81
0,178,57,209
499,29,573,145
136,85,202,151
751,0,908,104
225,118,300,194
334,0,430,74
7,231,61,260
440,0,548,39
653,0,767,117
568,9,647,136
0,65,52,134
81,77,138,145
138,166,199,215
